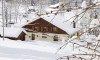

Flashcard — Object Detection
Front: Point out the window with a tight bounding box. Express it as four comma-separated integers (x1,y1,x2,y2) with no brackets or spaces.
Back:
42,27,47,33
34,27,38,32
53,27,57,32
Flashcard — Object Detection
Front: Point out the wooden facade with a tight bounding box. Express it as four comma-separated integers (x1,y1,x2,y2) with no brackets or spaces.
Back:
23,18,68,34
0,32,26,41
18,32,26,41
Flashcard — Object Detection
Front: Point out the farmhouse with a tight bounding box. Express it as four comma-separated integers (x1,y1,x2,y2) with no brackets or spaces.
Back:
22,14,79,41
0,27,27,41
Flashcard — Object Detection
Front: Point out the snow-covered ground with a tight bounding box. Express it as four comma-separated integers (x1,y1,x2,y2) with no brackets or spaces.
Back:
0,35,99,60
0,38,68,60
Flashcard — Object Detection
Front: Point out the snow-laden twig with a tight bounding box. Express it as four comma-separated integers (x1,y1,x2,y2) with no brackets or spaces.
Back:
56,36,77,54
90,41,100,60
70,41,100,54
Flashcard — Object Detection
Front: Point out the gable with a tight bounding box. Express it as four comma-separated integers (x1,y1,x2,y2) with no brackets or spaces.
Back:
23,18,68,34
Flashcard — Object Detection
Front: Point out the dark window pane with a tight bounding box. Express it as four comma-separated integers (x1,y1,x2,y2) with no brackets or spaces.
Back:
41,27,48,33
34,27,38,32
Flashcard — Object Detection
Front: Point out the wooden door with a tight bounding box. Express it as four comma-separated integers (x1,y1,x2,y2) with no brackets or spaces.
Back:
32,34,35,40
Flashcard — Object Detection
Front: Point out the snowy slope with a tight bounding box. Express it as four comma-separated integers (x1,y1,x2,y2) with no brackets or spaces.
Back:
0,34,99,60
0,37,88,60
0,38,67,60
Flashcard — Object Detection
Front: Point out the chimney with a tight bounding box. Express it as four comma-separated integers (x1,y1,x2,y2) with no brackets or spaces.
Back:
73,21,76,28
94,14,97,19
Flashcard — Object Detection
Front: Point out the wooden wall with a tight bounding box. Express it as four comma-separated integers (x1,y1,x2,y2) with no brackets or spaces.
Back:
18,32,26,41
23,18,68,34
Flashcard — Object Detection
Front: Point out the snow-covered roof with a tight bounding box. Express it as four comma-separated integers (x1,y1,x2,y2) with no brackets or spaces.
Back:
42,15,79,35
64,11,76,22
28,6,34,9
45,8,59,13
49,2,64,8
89,18,100,28
0,27,27,38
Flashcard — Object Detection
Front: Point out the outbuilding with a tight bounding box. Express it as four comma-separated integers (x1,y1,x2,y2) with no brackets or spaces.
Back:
0,27,27,41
